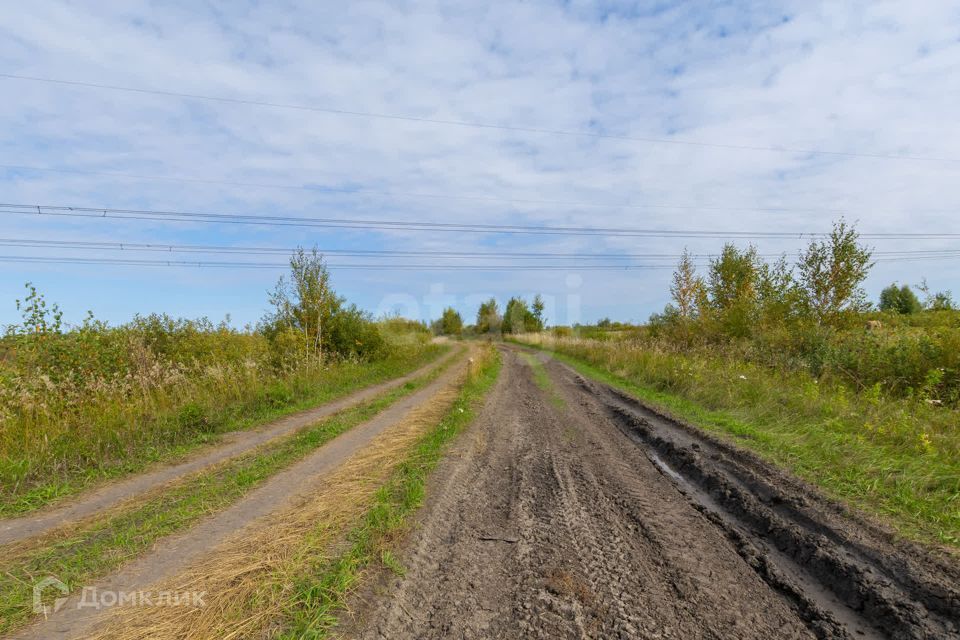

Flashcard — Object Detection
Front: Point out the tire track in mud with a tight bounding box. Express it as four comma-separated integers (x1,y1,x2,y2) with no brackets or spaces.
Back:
348,346,829,639
0,348,458,547
543,350,960,640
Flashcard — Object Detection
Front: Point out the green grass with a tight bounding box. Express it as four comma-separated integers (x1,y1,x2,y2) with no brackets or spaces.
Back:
1,345,450,517
0,353,459,635
520,352,565,408
276,347,501,638
514,337,959,550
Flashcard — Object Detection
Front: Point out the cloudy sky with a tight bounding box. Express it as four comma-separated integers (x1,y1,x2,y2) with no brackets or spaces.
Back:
1,1,959,327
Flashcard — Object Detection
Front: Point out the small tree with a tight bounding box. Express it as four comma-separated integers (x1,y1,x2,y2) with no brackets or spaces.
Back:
14,282,63,336
757,255,801,328
708,244,761,337
476,298,501,334
930,291,955,311
670,249,706,319
262,247,384,363
532,294,546,329
916,279,955,311
502,297,542,334
879,283,921,314
797,219,873,323
434,307,463,336
879,283,901,313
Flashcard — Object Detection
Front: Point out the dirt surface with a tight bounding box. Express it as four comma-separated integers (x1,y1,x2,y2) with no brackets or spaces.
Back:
0,347,457,546
346,345,960,640
9,353,467,640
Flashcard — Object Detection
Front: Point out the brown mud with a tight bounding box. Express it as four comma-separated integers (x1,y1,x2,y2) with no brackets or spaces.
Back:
346,345,959,640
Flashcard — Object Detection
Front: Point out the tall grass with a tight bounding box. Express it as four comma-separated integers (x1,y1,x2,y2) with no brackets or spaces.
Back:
0,311,440,513
517,333,960,548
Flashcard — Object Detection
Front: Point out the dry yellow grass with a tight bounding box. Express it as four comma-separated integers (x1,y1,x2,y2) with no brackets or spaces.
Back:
86,354,472,640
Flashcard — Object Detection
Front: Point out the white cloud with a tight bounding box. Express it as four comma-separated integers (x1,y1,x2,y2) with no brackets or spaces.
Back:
0,0,958,325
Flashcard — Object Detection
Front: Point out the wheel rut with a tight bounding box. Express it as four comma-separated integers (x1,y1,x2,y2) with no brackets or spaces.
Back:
347,346,859,639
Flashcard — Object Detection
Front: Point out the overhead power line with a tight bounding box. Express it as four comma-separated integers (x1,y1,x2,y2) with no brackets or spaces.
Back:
6,164,960,219
0,163,860,216
0,73,953,163
0,253,952,272
0,255,681,271
0,237,957,261
4,203,960,240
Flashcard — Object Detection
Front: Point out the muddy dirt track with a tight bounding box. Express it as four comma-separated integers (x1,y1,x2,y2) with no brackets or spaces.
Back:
347,345,960,640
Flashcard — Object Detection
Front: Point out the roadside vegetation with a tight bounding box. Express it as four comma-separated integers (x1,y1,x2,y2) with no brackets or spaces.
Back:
1,354,459,636
0,249,441,514
87,345,500,640
511,219,960,548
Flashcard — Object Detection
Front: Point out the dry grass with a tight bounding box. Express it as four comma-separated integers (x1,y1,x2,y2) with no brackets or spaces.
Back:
87,354,473,640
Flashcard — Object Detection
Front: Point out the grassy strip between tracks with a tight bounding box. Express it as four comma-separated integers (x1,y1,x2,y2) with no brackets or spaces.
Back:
275,346,500,638
513,339,959,551
2,344,450,517
519,351,565,409
0,350,459,636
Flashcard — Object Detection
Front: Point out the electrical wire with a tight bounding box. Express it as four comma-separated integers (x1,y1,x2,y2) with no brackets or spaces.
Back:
4,203,960,240
1,73,953,163
0,255,681,271
0,237,957,261
0,163,866,215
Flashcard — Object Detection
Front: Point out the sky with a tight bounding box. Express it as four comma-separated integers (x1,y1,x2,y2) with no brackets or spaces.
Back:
1,0,959,328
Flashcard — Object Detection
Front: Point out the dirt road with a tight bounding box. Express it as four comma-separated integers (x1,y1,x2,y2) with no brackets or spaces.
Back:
348,346,960,640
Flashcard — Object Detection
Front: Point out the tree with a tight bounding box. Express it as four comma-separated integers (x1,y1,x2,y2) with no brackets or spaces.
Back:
707,244,761,336
433,307,463,335
262,247,384,362
930,291,955,311
708,244,760,310
916,279,955,311
502,297,541,334
670,249,706,319
757,255,801,327
476,298,501,334
532,294,546,329
879,283,921,314
797,219,873,323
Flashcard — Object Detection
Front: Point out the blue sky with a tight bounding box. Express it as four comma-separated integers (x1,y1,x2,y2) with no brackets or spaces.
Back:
1,1,959,328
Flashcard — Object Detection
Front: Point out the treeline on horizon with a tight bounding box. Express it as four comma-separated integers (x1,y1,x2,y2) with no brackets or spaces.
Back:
438,220,959,405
